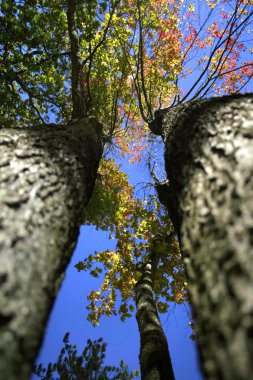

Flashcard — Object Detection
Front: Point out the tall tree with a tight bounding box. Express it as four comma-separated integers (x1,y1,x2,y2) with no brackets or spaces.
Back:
0,0,105,378
135,242,175,380
77,159,184,379
0,1,187,376
0,117,102,380
142,2,253,379
76,1,253,379
150,93,253,380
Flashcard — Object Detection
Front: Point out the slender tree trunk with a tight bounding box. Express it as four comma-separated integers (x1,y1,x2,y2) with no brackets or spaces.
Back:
67,0,87,120
135,251,175,380
0,117,102,380
150,94,253,380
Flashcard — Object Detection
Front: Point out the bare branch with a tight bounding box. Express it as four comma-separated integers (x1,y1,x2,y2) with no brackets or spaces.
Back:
180,1,253,102
82,0,120,66
14,77,47,125
180,6,215,68
136,0,153,122
199,63,253,99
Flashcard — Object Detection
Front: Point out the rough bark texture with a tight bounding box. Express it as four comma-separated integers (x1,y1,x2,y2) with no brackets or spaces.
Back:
135,253,175,380
152,94,253,380
0,117,103,380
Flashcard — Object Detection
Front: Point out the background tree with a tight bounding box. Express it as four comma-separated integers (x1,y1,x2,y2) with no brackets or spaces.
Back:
33,333,138,380
76,158,186,379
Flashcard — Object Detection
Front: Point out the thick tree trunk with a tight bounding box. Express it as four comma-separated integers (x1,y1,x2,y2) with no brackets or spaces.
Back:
135,252,175,380
0,117,102,380
150,94,253,380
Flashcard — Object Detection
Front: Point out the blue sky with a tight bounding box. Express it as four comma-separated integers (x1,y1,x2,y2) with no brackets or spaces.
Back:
31,155,203,380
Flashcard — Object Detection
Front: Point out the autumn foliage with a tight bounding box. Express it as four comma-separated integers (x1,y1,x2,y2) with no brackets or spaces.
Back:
76,159,186,325
72,0,253,325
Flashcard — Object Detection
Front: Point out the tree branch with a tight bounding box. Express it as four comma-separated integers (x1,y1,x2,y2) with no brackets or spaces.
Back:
67,0,87,120
180,1,253,102
82,0,120,66
136,0,153,122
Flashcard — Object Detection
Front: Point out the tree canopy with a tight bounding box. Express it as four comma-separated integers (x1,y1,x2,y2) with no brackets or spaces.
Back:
33,333,139,380
1,0,252,133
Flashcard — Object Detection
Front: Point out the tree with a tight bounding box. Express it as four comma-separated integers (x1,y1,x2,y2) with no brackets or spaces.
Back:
1,0,253,379
0,119,103,380
0,1,105,378
1,1,187,372
33,333,139,380
75,1,253,379
77,159,185,379
135,243,175,380
150,93,253,380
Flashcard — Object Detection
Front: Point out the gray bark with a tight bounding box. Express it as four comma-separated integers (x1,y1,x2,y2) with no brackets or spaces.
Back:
135,251,175,380
0,117,103,380
150,94,253,380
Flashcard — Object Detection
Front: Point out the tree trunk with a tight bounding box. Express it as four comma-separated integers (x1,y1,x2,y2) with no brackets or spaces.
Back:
67,0,87,120
0,117,103,380
135,252,175,380
150,93,253,380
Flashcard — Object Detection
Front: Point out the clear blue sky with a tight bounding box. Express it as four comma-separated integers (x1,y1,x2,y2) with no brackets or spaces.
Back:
31,157,203,380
